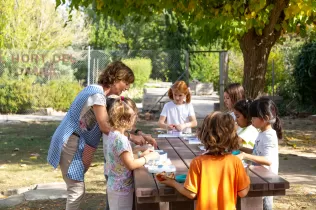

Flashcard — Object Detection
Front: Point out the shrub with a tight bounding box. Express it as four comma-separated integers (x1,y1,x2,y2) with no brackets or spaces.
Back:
123,58,152,88
293,41,316,106
32,80,82,111
189,53,220,90
0,74,34,113
0,73,82,113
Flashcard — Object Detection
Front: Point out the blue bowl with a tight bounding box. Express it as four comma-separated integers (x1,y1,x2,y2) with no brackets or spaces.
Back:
175,174,187,183
232,150,240,155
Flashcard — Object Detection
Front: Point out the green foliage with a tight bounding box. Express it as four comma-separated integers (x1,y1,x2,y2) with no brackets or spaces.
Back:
189,53,220,90
32,80,82,111
61,0,316,47
89,16,127,49
228,50,243,85
1,0,88,50
0,73,82,113
0,74,34,113
293,41,316,105
122,58,152,88
62,0,316,98
265,47,287,95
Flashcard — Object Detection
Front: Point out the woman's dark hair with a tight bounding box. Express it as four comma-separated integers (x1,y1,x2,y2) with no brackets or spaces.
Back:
233,99,254,125
224,83,245,105
249,97,283,139
198,111,239,155
98,61,134,88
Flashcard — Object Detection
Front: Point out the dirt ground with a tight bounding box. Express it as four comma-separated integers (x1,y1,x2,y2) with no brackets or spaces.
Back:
274,117,316,209
1,116,316,209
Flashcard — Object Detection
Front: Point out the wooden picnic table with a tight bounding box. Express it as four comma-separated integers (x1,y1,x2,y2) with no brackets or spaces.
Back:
133,137,290,210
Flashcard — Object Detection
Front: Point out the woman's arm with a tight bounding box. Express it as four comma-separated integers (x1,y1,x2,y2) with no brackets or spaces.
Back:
93,105,111,135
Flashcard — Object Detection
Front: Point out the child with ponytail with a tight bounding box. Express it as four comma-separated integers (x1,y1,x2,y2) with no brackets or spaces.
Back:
238,97,283,210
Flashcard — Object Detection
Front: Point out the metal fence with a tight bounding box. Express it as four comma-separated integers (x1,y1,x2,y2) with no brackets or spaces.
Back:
0,49,192,114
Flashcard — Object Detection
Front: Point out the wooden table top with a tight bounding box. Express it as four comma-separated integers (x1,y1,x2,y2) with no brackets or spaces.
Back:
134,137,290,204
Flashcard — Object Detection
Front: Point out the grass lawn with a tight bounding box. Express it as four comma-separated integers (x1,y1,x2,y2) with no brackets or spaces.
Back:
0,119,160,196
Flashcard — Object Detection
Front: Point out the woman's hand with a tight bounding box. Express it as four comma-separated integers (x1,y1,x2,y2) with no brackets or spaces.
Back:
142,134,157,148
130,134,146,146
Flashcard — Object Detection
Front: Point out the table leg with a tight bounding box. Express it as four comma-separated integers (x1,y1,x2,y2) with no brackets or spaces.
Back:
134,202,160,210
169,201,195,210
133,194,160,210
237,197,263,210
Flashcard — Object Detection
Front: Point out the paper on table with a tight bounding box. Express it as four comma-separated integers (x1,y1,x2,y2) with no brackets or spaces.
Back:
158,134,181,138
187,137,201,144
198,145,206,151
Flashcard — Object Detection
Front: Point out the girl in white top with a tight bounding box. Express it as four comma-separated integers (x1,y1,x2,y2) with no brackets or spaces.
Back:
238,97,283,210
224,83,245,120
233,99,259,149
158,80,197,134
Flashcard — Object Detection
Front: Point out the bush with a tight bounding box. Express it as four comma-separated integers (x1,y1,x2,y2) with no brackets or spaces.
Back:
32,80,82,111
0,74,34,113
0,73,82,113
123,58,152,88
293,41,316,106
189,53,220,90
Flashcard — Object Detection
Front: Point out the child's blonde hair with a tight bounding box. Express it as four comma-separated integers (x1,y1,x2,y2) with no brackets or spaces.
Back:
198,111,239,155
224,83,245,105
108,96,138,130
168,81,191,103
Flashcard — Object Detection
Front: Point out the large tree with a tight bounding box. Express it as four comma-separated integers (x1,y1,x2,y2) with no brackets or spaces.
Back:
59,0,316,98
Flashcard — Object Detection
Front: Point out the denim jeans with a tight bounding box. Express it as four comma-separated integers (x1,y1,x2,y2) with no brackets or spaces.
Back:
263,196,273,210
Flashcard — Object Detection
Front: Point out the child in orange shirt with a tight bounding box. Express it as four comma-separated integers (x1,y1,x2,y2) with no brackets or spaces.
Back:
159,111,250,210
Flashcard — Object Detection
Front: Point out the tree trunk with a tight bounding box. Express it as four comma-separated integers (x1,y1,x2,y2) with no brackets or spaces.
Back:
239,29,275,99
239,0,289,99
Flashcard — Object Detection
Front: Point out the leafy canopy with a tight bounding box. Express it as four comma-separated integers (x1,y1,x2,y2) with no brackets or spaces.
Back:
58,0,316,46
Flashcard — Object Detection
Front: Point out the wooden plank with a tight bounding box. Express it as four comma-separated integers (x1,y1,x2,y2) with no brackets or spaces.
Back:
155,138,190,198
247,170,269,192
134,166,158,200
179,138,204,156
249,166,290,190
246,190,286,197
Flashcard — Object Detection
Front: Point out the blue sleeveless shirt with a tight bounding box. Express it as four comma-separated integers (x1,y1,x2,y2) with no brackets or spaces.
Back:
47,85,104,181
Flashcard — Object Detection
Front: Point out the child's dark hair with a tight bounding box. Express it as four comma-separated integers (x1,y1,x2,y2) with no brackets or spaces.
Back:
249,97,283,139
107,96,138,129
233,99,254,126
198,111,239,155
168,80,191,103
224,83,245,105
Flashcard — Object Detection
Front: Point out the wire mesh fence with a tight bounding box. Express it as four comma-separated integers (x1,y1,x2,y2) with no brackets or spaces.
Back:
0,49,189,114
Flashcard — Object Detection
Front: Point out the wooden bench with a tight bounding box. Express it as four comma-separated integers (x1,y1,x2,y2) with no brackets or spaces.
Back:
134,137,290,210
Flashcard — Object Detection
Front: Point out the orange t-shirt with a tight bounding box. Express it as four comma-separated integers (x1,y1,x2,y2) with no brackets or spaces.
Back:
184,154,250,210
